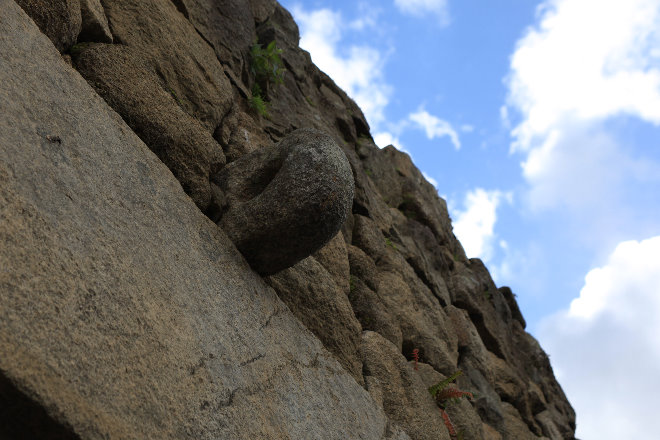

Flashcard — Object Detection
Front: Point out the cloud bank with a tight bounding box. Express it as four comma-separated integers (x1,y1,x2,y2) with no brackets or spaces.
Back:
373,131,405,151
538,236,660,439
393,0,450,26
409,109,461,149
508,0,660,151
505,0,660,213
452,189,510,262
292,6,391,128
505,3,660,437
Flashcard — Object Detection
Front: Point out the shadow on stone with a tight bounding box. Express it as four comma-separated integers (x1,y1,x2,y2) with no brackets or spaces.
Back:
0,371,80,440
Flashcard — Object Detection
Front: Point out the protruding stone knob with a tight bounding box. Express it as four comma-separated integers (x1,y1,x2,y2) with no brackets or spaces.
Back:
213,128,354,275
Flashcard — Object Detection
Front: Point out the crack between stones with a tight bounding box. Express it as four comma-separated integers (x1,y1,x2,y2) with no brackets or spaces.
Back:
259,305,287,330
98,0,118,43
239,353,265,367
223,70,248,99
170,3,235,77
169,0,190,19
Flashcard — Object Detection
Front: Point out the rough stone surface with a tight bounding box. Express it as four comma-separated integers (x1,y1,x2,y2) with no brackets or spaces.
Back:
500,403,543,440
482,422,503,440
499,286,526,329
214,128,354,275
249,0,278,24
348,276,402,349
313,231,351,294
361,331,451,440
177,0,256,78
79,0,112,43
1,0,577,438
361,144,460,253
100,0,233,131
265,256,364,384
348,244,380,290
535,409,564,440
73,43,225,212
375,269,458,376
14,0,81,52
0,4,402,438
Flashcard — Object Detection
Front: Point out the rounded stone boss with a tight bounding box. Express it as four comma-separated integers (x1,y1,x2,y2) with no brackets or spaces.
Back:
212,128,355,275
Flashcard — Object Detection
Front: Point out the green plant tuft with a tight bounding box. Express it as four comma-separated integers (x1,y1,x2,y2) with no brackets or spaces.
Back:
250,41,285,89
385,238,397,250
249,41,285,117
249,95,268,117
429,371,464,398
429,371,473,440
429,370,474,405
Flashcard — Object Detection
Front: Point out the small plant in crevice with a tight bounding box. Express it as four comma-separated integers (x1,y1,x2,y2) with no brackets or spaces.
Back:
248,40,284,117
167,87,182,106
248,87,268,117
440,409,459,440
250,41,285,88
349,275,357,293
428,370,473,440
385,238,397,250
428,371,473,402
412,348,420,370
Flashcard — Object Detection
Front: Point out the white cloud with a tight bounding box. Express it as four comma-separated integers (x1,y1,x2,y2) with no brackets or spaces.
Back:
522,123,637,213
292,7,391,129
538,236,660,439
409,109,461,149
508,0,660,152
451,189,511,262
505,0,660,212
460,124,474,133
508,7,660,437
349,3,381,30
373,131,404,150
422,171,438,188
394,0,450,26
489,240,549,296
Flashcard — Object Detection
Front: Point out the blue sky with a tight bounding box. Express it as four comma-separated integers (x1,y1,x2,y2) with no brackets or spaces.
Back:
280,0,660,438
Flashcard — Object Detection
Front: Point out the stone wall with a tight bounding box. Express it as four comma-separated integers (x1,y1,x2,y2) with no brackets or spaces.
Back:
0,0,575,438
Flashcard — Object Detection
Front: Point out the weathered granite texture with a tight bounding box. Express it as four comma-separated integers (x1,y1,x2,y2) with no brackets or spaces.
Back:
0,2,406,439
214,128,354,275
14,0,81,52
1,0,576,438
73,42,226,212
